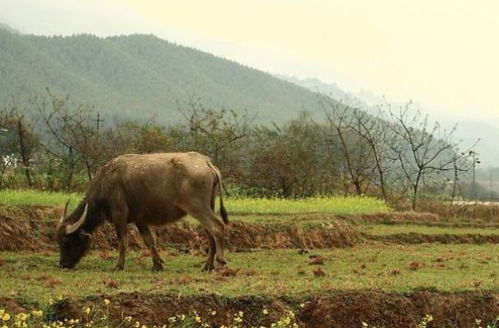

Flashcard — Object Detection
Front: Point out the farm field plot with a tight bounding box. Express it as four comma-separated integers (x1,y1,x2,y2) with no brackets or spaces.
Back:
1,191,499,327
0,190,390,215
1,244,499,303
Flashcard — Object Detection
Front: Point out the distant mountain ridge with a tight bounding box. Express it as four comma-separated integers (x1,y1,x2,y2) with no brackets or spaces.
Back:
0,24,327,124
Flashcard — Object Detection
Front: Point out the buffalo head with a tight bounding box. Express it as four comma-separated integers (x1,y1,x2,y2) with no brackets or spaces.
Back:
56,201,91,269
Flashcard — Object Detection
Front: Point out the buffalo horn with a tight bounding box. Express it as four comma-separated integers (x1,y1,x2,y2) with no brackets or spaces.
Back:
58,199,71,227
65,203,88,235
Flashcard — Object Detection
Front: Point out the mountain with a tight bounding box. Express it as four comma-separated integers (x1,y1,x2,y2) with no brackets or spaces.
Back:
0,22,20,34
0,25,326,124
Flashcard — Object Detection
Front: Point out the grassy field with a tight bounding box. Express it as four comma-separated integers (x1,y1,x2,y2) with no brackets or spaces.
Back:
0,189,390,215
2,189,499,327
1,244,498,308
0,189,82,207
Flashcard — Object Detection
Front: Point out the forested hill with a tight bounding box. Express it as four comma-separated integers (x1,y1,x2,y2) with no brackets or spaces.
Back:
0,25,325,124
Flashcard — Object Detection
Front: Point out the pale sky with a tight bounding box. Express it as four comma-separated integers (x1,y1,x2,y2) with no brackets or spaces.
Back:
1,0,499,126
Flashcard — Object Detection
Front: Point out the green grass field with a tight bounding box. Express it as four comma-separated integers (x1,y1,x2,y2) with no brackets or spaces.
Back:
2,189,499,327
0,189,390,215
1,244,498,308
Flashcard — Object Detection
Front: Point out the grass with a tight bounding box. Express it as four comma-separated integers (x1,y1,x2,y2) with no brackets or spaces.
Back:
226,196,390,215
0,190,390,215
1,244,498,307
0,189,82,207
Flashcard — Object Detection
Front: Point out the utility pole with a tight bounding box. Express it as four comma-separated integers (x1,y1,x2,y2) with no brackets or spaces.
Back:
490,171,494,201
470,151,480,200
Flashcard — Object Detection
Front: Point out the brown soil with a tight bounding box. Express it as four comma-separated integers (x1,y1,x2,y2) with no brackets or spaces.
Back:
0,297,27,313
0,205,360,252
364,232,499,244
0,204,60,251
46,291,499,328
357,211,442,224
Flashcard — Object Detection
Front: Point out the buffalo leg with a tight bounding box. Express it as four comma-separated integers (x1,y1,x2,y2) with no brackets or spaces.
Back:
136,224,164,271
115,224,128,271
202,229,216,272
193,212,227,268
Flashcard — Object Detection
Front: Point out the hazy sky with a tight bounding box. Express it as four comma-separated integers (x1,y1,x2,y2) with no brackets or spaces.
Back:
1,0,498,126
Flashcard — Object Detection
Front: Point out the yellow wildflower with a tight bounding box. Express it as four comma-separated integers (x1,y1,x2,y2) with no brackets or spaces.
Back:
1,313,11,321
103,299,111,306
262,308,269,315
16,313,29,321
211,310,217,316
32,310,44,318
195,315,202,323
124,316,132,322
83,307,91,315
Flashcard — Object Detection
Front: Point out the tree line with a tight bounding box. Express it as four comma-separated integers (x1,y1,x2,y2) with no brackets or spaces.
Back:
0,93,475,209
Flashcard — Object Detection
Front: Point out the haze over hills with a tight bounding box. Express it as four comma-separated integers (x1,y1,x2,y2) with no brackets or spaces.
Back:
0,24,326,124
281,75,499,168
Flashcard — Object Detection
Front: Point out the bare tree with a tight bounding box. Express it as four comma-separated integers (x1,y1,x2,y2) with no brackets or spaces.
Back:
177,98,254,180
387,103,471,209
34,92,107,188
351,108,396,201
321,96,376,195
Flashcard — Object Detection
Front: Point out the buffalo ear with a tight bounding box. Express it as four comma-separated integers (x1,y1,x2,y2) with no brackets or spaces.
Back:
65,203,89,235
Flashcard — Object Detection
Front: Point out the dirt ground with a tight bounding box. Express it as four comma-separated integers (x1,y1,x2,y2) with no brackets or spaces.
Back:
18,291,496,328
0,204,360,252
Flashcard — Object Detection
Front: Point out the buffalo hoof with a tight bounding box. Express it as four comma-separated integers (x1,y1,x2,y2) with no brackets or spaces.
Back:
202,262,215,272
216,257,227,266
152,264,163,272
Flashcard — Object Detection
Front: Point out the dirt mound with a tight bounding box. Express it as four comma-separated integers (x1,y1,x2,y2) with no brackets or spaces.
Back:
357,211,441,224
0,205,360,252
364,232,499,244
0,297,28,313
50,291,499,328
0,204,60,251
300,291,499,328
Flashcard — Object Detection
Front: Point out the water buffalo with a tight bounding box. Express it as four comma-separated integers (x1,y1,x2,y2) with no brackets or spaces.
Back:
56,152,228,271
